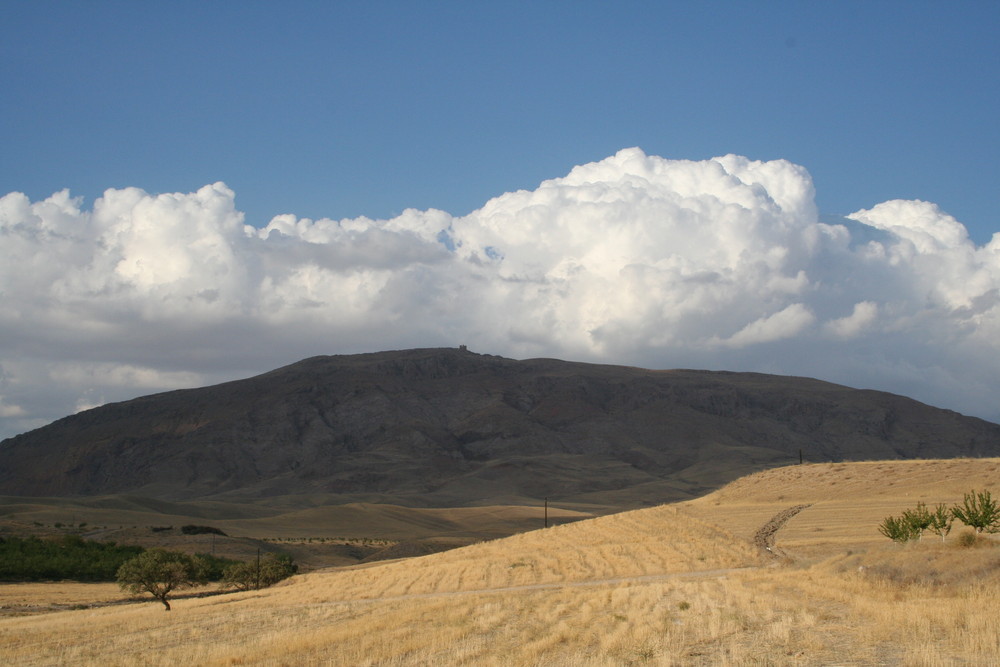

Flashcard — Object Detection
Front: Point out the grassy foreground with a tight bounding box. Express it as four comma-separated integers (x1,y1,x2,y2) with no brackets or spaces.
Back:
3,458,1000,665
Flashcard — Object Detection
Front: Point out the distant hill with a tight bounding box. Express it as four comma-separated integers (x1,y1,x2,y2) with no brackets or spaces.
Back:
1,348,998,506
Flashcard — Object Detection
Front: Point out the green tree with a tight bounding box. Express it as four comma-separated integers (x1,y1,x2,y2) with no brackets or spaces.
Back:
902,501,933,539
927,503,954,541
116,549,208,610
222,553,297,591
878,514,920,543
951,490,1000,534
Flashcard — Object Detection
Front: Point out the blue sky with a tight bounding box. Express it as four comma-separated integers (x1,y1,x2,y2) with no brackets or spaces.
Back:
2,1,1000,439
3,1,998,240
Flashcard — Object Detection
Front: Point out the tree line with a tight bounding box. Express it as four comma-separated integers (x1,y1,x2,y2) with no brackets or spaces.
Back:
0,535,143,581
0,533,297,610
879,489,1000,543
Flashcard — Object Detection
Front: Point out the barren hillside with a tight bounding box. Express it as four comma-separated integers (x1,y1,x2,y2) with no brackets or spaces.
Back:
2,348,998,508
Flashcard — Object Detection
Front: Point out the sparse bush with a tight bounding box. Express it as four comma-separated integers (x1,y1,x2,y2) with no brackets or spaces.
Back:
951,490,1000,534
956,531,981,548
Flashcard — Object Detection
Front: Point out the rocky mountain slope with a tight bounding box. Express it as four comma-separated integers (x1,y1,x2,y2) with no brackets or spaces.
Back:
1,348,998,506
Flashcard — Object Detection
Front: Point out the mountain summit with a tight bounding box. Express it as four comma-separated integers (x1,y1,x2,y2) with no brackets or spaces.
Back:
1,348,998,506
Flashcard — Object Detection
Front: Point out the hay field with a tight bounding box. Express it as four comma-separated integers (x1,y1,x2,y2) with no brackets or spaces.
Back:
3,458,1000,665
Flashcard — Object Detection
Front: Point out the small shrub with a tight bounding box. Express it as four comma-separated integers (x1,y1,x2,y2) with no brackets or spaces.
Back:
677,601,691,611
955,531,985,549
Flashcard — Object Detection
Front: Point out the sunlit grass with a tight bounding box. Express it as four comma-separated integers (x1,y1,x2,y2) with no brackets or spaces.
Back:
3,458,999,665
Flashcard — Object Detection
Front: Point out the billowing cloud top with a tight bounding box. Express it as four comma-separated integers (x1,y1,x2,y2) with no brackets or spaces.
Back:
2,148,999,438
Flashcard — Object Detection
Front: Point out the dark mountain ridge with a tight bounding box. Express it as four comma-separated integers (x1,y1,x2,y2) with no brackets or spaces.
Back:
1,348,998,506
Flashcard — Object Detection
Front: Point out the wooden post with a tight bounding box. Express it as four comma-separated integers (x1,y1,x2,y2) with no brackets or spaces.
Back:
799,449,803,464
544,498,549,528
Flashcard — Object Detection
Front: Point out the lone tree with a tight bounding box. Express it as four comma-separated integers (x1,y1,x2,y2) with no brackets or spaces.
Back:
952,490,1000,534
116,549,208,611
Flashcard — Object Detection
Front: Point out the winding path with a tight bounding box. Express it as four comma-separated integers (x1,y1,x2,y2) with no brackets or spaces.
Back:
752,504,812,555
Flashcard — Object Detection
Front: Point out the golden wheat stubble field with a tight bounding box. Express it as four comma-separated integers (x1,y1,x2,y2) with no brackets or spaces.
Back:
3,458,1000,666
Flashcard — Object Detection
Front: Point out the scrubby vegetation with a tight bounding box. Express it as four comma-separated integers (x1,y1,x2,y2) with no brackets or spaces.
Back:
0,535,143,581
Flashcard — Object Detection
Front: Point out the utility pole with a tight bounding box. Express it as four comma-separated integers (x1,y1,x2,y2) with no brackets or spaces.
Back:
255,548,261,590
544,497,549,528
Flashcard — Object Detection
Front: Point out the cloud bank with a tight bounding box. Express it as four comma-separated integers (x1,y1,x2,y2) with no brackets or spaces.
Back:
2,148,999,439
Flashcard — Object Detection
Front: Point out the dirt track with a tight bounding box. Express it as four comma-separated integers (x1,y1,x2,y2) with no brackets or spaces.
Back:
752,504,811,555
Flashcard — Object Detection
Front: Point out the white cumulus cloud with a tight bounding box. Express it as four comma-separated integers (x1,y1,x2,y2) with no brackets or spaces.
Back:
1,147,999,439
715,303,817,348
824,301,879,339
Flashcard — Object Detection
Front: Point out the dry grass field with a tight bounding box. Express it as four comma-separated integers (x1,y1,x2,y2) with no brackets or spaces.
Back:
0,496,597,541
3,458,1000,665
